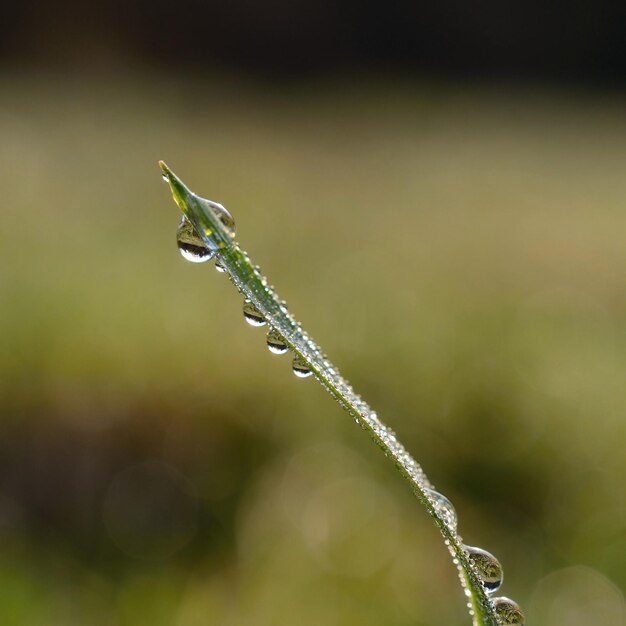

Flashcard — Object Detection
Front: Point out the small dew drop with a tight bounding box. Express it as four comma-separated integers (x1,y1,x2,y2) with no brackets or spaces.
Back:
215,260,226,273
243,299,266,327
292,354,312,378
492,597,524,625
162,174,168,182
266,328,289,355
426,488,458,533
464,545,503,593
177,216,214,263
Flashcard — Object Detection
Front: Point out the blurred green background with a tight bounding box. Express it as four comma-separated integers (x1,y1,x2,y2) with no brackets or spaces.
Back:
2,4,626,624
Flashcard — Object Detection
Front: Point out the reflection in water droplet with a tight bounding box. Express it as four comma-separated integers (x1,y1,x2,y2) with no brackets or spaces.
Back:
267,328,289,354
492,596,524,625
215,260,226,273
465,545,503,592
293,354,312,378
210,201,236,238
426,488,458,532
243,299,266,327
177,216,214,263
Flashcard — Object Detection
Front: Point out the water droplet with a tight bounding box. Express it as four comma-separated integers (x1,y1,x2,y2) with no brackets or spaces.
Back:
426,489,458,532
162,174,168,182
492,597,524,625
215,260,226,273
177,216,214,263
292,354,312,378
464,546,503,593
209,201,236,238
243,299,266,327
267,328,288,354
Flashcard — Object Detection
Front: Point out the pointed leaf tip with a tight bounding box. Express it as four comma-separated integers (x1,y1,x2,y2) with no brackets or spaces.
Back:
159,160,171,177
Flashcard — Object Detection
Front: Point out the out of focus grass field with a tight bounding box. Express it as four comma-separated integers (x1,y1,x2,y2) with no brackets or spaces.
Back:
1,74,625,625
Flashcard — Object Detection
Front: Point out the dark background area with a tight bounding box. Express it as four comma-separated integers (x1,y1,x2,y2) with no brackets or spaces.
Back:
2,1,626,83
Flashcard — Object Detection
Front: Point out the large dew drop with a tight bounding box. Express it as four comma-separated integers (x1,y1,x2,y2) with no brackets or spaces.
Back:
464,545,503,593
243,299,266,327
492,597,524,625
425,488,458,532
210,201,236,238
177,216,214,263
292,354,312,378
267,328,289,355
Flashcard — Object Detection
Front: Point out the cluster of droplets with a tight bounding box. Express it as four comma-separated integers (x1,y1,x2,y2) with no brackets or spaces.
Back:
175,212,524,626
422,478,523,622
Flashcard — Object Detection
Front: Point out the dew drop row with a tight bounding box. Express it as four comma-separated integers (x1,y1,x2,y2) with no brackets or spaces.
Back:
176,212,524,625
236,286,523,624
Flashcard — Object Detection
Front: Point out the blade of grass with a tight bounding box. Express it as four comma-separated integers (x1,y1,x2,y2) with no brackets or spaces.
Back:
160,160,501,626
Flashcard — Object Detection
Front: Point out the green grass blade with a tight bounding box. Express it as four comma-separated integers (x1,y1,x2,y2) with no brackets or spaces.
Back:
160,160,501,626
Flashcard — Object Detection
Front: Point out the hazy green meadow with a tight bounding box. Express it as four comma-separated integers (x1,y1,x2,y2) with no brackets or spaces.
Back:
1,73,625,625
